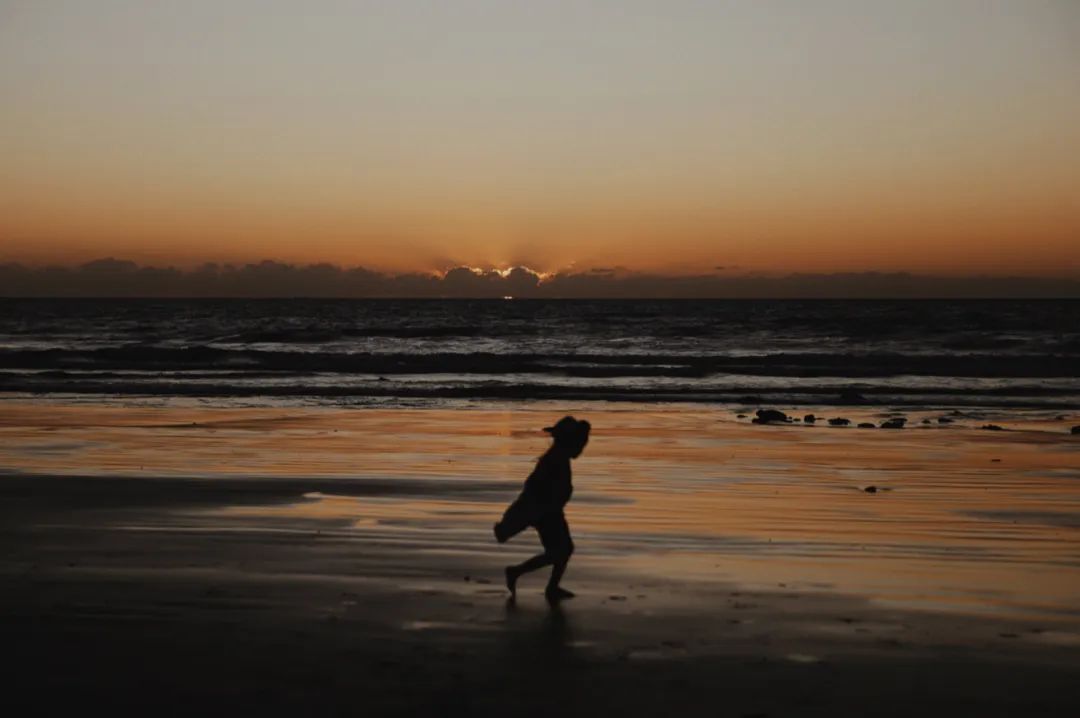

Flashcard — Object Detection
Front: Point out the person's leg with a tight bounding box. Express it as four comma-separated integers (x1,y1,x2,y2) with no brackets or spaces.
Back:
506,552,552,596
505,514,575,599
543,515,575,601
545,558,570,596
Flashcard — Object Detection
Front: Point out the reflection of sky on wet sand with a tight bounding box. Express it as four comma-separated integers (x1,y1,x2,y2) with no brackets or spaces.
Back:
1,401,1078,621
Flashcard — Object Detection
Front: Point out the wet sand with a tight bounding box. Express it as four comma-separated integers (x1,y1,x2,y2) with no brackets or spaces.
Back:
2,401,1078,716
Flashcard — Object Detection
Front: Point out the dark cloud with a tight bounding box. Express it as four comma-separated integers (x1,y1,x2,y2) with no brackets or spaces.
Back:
80,258,139,273
0,260,1077,298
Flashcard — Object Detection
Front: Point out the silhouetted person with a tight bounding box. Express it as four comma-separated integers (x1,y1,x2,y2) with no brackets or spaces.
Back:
494,416,590,602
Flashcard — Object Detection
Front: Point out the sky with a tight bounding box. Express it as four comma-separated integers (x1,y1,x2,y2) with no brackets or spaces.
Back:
1,0,1078,284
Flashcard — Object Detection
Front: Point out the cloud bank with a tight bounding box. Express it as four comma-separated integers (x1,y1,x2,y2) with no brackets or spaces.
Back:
1,259,1077,298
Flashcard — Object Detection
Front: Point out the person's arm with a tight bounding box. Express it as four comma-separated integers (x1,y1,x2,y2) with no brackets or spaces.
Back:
533,455,571,510
551,462,572,508
524,454,560,510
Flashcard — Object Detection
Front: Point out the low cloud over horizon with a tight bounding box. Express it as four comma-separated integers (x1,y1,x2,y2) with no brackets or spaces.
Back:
2,259,1078,299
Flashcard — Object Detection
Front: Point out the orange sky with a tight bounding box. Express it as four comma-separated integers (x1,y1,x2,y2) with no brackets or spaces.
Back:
2,1,1078,277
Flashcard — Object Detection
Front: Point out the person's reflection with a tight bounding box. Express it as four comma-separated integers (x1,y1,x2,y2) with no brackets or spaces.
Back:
503,596,574,661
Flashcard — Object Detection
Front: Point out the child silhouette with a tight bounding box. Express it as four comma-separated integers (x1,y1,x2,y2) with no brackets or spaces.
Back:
494,416,590,602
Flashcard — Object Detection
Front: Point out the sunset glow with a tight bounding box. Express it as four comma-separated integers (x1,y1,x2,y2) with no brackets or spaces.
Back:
1,1,1078,282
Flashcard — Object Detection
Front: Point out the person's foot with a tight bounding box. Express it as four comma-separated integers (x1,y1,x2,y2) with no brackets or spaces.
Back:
505,566,519,596
545,586,575,602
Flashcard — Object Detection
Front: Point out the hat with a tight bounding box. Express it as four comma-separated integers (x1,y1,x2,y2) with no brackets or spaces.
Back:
543,416,590,437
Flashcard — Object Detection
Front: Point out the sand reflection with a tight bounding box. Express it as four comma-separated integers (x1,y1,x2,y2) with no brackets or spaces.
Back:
1,401,1077,621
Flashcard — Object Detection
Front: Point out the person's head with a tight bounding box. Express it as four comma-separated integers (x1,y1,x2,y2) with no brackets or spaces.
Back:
544,416,591,458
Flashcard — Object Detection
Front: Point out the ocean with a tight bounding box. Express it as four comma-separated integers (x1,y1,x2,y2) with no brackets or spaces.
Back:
1,298,1077,410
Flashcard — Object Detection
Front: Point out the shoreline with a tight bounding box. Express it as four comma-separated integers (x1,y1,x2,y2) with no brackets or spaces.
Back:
3,389,1080,413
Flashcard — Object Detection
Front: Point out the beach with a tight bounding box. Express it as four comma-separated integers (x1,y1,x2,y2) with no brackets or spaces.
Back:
5,0,1080,711
3,400,1078,716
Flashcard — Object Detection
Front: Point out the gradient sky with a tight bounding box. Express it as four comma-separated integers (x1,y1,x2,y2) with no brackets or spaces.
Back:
1,0,1078,276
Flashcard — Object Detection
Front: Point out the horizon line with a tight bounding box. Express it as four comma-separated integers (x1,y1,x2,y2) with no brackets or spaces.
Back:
2,258,1079,299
